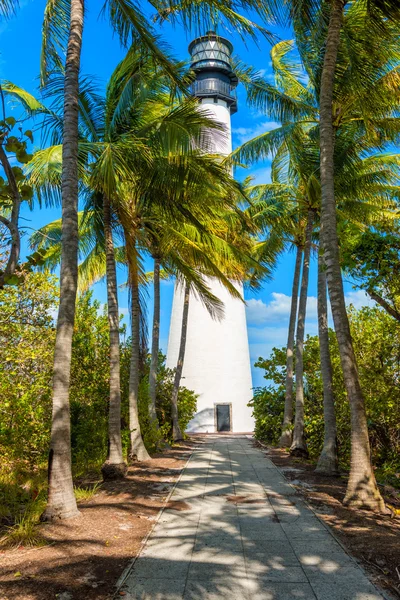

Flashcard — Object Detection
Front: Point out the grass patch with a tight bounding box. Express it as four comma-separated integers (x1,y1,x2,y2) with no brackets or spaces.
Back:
74,482,102,502
0,513,46,549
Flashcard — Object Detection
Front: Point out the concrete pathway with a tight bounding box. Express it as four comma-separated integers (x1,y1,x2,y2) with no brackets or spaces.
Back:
121,436,384,600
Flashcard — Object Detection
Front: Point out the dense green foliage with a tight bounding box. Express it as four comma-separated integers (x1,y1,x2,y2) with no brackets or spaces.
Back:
136,355,198,451
251,306,400,486
0,272,197,525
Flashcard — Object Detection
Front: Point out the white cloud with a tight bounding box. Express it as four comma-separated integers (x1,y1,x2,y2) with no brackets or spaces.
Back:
246,293,318,326
248,321,319,367
247,289,375,330
345,290,374,310
232,120,281,144
246,289,376,374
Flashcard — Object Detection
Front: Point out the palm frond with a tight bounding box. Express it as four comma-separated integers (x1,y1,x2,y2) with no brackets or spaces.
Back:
41,0,70,86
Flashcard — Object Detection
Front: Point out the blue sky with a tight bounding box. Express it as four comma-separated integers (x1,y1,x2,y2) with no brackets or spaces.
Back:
0,1,373,387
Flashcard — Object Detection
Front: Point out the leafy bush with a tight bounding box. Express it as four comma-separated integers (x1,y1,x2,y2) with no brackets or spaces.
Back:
0,273,198,533
0,272,57,467
131,352,198,451
251,306,400,484
249,386,285,446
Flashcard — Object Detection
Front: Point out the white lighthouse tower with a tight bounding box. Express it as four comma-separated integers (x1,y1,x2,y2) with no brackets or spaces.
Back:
166,32,254,434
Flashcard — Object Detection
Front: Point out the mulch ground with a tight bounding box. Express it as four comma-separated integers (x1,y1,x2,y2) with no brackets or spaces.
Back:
2,438,399,600
0,441,195,600
260,443,400,600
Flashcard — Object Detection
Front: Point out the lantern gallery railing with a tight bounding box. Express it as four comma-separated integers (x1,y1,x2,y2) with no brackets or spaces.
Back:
191,78,237,100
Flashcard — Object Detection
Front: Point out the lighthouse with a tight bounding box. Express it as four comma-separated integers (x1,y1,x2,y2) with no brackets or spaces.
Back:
166,32,254,433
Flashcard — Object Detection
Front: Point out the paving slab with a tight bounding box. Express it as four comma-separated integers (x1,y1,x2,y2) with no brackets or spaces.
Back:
120,435,384,600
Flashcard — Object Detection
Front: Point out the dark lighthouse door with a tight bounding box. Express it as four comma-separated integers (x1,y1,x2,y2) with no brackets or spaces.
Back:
216,404,231,432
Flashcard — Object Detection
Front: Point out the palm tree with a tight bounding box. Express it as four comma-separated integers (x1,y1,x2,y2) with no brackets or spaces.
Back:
290,208,313,457
280,245,302,447
315,247,338,475
101,192,127,478
313,0,398,510
171,279,190,441
0,0,17,18
318,0,378,503
41,0,84,521
233,30,399,507
148,254,161,431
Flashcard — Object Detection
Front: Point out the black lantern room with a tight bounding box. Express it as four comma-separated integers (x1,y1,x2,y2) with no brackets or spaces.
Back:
188,31,238,114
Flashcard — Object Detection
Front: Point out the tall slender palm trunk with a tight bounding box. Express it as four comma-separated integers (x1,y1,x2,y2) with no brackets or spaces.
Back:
129,262,151,461
279,245,302,447
290,209,313,457
0,144,21,288
316,250,338,475
148,256,160,430
42,0,84,521
171,280,190,442
101,195,127,480
319,0,385,510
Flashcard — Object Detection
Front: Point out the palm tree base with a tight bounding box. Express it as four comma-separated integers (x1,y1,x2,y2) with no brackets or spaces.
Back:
101,461,128,481
343,479,388,513
289,445,309,458
315,450,339,476
173,424,183,443
129,445,151,462
278,430,293,448
40,505,81,522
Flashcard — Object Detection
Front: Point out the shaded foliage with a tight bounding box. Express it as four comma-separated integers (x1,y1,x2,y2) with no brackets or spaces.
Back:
0,273,197,526
251,306,400,487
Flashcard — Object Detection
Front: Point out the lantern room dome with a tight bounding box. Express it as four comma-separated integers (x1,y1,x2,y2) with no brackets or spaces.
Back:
189,31,234,76
188,31,238,114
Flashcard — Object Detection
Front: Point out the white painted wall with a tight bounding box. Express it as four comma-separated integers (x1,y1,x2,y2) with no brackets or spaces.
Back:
166,95,254,433
199,98,232,154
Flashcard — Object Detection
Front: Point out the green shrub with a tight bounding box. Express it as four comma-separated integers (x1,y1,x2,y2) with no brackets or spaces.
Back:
251,306,400,484
249,386,285,446
0,273,198,529
131,352,198,450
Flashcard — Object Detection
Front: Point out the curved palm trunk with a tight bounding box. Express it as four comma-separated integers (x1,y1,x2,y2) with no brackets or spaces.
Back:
171,280,190,442
279,245,302,447
42,0,83,521
0,144,21,288
319,0,385,511
316,250,338,475
101,195,127,480
148,257,160,430
290,209,313,457
129,261,151,462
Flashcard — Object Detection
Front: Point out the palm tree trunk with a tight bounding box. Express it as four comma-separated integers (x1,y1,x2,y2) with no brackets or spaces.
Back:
128,261,151,461
41,0,83,522
316,249,338,475
279,245,302,447
0,143,21,288
290,209,313,457
319,0,385,511
101,195,127,480
171,280,190,442
148,256,160,430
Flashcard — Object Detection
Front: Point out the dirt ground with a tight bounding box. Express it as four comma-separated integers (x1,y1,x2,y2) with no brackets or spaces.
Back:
0,441,195,600
2,438,399,600
261,444,400,600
